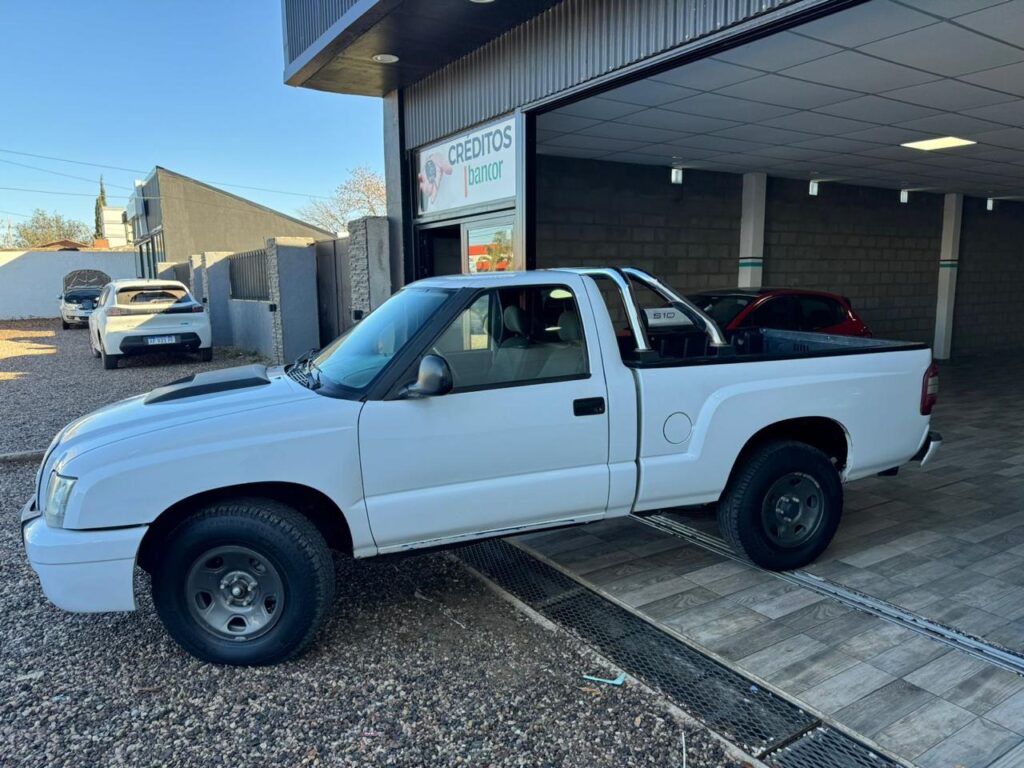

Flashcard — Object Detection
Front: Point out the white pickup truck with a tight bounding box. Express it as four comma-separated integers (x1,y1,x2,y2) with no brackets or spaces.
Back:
21,267,940,665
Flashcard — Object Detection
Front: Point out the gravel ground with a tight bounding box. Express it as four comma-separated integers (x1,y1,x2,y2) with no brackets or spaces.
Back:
0,320,750,767
0,319,262,454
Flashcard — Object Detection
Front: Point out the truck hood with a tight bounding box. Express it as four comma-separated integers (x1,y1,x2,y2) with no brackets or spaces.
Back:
50,365,313,469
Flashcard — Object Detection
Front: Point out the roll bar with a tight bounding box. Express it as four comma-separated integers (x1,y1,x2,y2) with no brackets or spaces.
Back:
556,267,730,350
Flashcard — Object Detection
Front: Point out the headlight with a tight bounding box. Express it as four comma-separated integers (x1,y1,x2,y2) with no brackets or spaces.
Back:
43,472,76,528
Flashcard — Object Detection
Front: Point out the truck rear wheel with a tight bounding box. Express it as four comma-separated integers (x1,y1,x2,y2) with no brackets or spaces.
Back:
151,498,335,665
717,440,842,571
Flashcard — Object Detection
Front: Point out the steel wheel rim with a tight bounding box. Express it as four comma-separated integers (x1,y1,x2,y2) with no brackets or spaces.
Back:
761,472,825,549
185,545,285,642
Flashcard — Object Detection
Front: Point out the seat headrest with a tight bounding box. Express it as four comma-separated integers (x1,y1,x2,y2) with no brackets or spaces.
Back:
503,305,526,336
557,311,582,342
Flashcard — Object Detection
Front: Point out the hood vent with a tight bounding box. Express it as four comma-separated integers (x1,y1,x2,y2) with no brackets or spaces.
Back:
144,364,271,404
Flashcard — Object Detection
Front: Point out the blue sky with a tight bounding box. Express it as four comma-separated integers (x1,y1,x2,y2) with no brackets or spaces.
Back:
0,1,383,230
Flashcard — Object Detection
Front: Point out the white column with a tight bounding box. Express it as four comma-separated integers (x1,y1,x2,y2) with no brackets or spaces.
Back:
933,193,963,360
738,172,766,288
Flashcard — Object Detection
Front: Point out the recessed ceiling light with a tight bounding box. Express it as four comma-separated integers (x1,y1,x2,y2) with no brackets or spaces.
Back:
372,53,399,64
469,0,496,3
901,136,976,151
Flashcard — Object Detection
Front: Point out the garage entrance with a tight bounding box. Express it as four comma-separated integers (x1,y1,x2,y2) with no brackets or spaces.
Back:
532,0,1024,361
519,3,1024,766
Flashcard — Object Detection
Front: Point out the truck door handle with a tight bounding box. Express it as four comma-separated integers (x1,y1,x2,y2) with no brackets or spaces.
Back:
573,397,606,417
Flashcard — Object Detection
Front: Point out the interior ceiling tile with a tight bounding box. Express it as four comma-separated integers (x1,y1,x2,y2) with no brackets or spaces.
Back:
838,125,926,144
963,99,1024,125
957,1,1024,47
712,124,815,145
712,32,840,72
860,22,1024,77
814,94,941,123
791,136,884,153
880,79,1015,111
960,61,1024,98
755,145,831,160
543,134,649,152
718,74,858,109
661,92,796,122
536,129,563,142
655,134,770,153
614,108,739,133
576,122,684,143
961,146,1024,162
970,127,1024,149
896,0,1009,17
536,145,610,159
895,112,1005,136
554,97,644,121
760,110,876,135
781,50,939,92
634,144,723,159
535,113,600,133
651,59,762,91
601,79,700,106
793,0,936,47
600,152,675,166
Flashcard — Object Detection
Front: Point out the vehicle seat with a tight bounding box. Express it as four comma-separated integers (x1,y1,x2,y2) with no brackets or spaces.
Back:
536,311,586,379
491,305,532,382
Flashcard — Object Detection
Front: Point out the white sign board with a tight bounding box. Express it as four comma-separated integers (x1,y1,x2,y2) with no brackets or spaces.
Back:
416,117,516,216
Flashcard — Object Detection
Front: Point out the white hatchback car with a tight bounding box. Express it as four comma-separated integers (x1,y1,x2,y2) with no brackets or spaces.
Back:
88,279,212,369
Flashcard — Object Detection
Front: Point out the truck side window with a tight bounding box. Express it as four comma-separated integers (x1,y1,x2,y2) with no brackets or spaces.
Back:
433,285,588,390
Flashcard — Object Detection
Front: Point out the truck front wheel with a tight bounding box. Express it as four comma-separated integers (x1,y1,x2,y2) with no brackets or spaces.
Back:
151,498,335,665
717,440,842,571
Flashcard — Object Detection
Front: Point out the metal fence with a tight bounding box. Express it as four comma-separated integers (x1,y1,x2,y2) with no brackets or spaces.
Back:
228,248,269,301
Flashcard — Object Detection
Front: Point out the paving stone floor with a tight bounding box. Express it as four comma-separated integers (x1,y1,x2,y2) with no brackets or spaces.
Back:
512,357,1024,767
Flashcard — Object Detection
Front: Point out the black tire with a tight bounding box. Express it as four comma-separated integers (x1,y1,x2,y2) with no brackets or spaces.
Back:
90,333,101,358
61,320,69,330
198,347,213,362
152,498,335,665
717,440,842,571
101,346,120,369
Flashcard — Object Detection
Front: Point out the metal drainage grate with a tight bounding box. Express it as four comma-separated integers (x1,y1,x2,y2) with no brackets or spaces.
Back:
769,727,898,768
458,539,815,757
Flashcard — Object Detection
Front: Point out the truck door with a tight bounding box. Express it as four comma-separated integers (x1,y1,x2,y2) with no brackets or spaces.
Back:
358,278,610,552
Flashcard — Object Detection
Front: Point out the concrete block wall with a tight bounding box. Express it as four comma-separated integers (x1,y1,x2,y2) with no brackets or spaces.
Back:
267,237,319,363
346,217,392,317
762,179,942,343
534,156,741,294
952,197,1024,356
200,252,233,347
226,297,276,359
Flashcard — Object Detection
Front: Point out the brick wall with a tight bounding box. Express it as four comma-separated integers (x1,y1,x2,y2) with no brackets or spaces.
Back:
952,197,1024,356
762,178,942,343
534,156,741,294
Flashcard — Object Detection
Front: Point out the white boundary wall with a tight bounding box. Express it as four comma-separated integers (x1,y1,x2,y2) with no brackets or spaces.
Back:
0,250,138,319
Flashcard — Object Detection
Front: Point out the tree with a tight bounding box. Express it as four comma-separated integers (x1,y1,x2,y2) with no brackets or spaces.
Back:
94,175,107,240
14,209,91,247
297,166,386,235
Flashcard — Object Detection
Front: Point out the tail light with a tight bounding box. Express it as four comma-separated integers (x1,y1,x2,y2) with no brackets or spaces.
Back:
921,361,939,415
106,306,129,316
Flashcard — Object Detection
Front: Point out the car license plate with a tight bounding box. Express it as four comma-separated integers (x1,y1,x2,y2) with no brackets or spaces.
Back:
146,335,176,345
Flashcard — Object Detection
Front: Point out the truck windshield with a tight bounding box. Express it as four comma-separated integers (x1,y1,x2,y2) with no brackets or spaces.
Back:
311,287,452,393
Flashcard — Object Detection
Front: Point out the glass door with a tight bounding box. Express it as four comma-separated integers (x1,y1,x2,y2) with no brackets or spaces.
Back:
462,216,519,275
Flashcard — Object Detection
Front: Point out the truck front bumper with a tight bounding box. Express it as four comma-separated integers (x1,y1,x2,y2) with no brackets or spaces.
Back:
912,431,942,468
21,498,146,612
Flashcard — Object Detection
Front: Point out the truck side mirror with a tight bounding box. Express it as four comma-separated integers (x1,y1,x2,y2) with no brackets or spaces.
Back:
399,354,453,399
